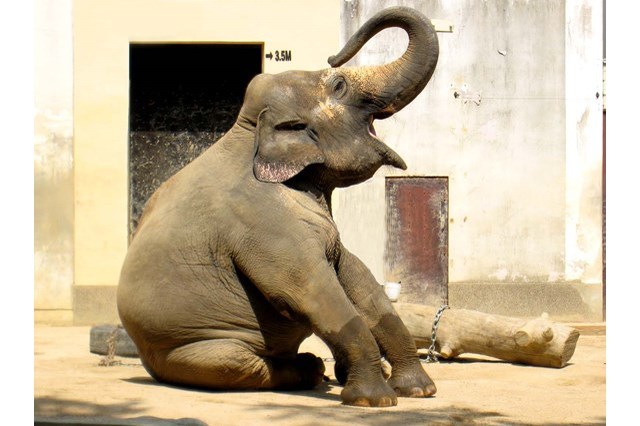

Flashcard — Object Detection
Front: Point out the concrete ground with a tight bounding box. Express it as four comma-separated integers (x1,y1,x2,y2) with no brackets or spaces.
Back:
34,325,605,425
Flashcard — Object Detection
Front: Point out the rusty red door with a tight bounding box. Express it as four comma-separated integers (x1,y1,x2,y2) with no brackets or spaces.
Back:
385,177,448,305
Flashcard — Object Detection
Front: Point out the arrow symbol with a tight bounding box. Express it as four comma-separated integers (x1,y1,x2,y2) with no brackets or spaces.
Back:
265,52,273,60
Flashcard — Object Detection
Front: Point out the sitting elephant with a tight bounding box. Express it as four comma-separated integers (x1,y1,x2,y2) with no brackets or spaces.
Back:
118,6,439,407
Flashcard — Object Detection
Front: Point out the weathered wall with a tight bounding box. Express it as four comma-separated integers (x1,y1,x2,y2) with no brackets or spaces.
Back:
333,0,603,318
565,0,604,285
34,0,74,324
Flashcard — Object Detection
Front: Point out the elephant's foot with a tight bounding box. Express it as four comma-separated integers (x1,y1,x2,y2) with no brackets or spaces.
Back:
341,375,398,407
146,339,325,391
387,364,437,398
283,352,327,390
337,360,398,407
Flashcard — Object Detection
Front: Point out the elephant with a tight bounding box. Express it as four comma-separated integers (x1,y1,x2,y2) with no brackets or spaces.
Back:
117,6,439,407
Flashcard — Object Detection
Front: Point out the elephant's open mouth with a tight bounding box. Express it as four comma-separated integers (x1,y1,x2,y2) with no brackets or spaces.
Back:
368,116,377,137
366,116,407,171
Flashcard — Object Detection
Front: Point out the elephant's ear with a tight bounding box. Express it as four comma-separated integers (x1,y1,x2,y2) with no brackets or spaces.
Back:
253,108,325,183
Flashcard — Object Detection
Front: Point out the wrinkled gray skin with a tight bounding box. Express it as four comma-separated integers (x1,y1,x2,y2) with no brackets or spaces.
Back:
118,7,439,407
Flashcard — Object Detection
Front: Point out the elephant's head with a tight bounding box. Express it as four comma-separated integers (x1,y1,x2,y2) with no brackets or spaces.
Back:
238,7,439,188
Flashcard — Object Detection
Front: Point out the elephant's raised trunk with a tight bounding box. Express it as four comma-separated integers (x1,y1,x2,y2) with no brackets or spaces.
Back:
328,7,439,119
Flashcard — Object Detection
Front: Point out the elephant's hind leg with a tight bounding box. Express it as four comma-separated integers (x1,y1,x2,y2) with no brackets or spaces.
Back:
151,339,326,391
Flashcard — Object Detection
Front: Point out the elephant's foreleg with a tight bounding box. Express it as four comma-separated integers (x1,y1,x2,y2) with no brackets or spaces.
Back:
236,249,398,407
337,246,437,397
147,339,326,390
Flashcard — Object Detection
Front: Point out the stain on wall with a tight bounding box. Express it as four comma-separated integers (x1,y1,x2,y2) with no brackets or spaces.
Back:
35,0,74,319
35,118,74,311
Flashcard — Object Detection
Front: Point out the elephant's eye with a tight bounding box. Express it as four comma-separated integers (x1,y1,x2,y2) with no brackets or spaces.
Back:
332,77,348,99
275,121,307,131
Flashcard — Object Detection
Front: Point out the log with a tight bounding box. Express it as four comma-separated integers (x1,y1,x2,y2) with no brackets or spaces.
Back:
394,303,580,368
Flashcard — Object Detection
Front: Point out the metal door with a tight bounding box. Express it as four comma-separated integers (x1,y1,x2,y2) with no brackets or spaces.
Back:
385,177,448,305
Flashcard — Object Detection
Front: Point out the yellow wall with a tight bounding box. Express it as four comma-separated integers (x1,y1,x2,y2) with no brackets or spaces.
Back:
35,0,74,324
73,0,341,288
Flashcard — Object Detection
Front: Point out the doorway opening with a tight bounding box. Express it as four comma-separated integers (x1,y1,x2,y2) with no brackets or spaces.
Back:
128,43,263,239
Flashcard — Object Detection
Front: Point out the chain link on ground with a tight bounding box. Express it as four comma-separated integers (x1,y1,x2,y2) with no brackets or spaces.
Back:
98,326,123,367
423,303,450,363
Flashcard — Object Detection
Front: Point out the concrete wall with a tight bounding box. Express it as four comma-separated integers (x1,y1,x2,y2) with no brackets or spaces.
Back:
565,0,604,285
34,0,74,324
333,0,603,319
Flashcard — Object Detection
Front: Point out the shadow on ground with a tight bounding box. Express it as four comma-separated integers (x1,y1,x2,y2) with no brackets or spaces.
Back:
113,376,605,425
34,395,605,426
245,401,606,426
34,397,206,426
434,356,577,369
122,376,343,403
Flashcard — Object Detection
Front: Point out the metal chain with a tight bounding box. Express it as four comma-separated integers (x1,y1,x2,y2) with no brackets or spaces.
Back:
99,326,122,367
425,303,449,363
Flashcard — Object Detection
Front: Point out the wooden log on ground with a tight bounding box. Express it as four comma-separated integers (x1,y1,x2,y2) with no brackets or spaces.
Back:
394,303,580,368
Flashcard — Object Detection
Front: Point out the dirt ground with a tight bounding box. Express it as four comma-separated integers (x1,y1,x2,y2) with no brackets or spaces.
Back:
34,325,605,425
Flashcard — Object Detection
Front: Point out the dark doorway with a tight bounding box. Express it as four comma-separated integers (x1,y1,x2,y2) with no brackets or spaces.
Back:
385,177,449,305
128,43,263,239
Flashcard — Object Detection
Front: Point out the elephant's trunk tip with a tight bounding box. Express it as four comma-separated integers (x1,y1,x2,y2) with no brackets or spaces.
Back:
327,55,340,68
